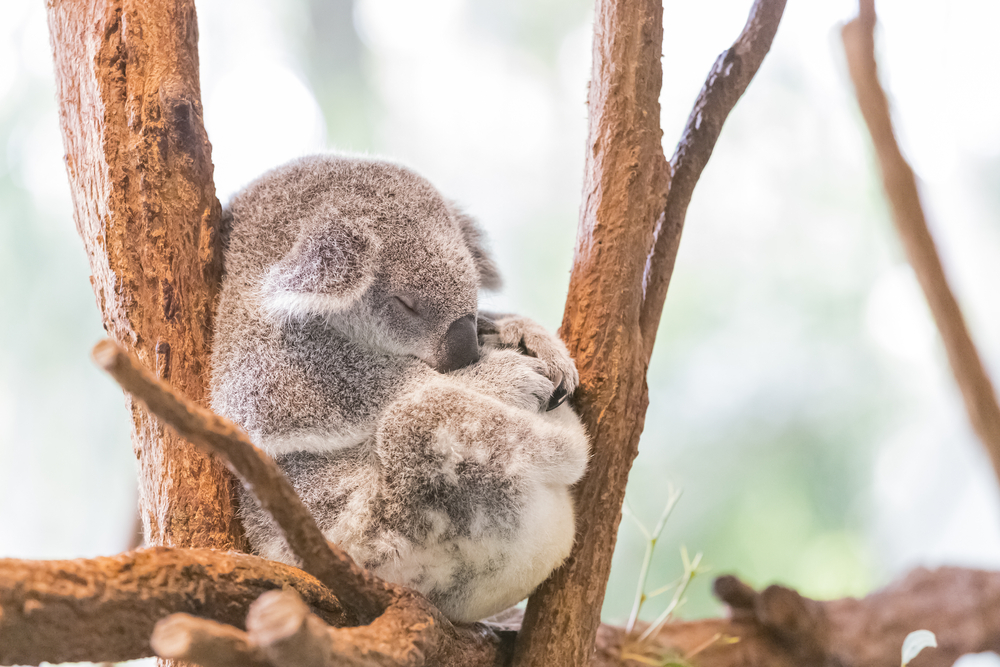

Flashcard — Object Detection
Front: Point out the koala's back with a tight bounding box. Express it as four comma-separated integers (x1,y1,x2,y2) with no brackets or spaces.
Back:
221,155,460,279
212,156,442,447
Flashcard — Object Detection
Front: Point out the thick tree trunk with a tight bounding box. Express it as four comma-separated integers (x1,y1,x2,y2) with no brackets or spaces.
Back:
47,0,240,550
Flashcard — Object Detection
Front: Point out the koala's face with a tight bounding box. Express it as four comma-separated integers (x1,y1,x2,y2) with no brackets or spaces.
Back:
239,156,498,373
359,241,480,372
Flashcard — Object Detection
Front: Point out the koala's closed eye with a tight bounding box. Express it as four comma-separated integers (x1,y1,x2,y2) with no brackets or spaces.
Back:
393,294,420,317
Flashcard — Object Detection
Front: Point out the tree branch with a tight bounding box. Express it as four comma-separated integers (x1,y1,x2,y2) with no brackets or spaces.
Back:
90,340,512,667
516,2,785,665
7,552,1000,667
0,547,348,665
151,614,270,667
92,339,391,623
514,0,669,663
639,0,787,359
841,1,1000,483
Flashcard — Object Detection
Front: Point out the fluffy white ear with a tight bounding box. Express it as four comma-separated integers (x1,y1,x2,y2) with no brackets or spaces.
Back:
262,220,379,320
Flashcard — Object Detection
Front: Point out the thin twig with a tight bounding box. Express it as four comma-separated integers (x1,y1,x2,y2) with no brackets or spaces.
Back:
841,1,1000,484
92,339,392,622
625,487,683,634
638,549,703,642
639,0,788,361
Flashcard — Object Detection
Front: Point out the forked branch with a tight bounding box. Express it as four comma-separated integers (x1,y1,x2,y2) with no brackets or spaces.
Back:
640,0,788,359
517,1,786,664
90,340,509,667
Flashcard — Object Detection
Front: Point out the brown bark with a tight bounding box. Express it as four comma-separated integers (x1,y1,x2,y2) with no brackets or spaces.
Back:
0,547,348,665
6,549,1000,667
515,2,785,665
152,614,270,667
514,2,669,663
842,1,1000,484
47,0,240,549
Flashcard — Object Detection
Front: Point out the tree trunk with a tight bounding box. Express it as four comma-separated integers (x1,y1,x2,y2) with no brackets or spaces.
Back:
513,0,668,664
47,0,241,550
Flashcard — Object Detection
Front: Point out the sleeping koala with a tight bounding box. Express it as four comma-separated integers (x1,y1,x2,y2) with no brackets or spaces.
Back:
210,154,589,622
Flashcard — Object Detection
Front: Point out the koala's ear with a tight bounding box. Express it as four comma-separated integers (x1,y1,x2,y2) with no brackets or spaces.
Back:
452,206,502,291
262,221,379,319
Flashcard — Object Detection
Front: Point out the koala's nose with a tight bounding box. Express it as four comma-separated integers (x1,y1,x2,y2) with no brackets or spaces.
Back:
436,314,479,373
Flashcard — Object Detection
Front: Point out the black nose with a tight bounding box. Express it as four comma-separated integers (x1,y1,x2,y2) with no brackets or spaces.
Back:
436,314,479,373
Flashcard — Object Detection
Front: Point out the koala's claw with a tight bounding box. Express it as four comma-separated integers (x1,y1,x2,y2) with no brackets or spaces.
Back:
547,384,569,411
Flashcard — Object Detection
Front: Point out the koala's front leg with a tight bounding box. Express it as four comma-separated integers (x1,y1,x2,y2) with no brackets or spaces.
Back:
478,311,579,409
375,374,588,511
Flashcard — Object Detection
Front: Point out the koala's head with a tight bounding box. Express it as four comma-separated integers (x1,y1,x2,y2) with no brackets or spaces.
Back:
226,155,501,373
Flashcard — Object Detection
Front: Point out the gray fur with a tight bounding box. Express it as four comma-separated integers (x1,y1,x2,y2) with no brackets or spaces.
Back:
211,154,589,622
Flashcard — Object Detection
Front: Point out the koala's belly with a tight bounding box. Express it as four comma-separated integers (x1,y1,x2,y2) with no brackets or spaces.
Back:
243,446,577,622
369,482,576,622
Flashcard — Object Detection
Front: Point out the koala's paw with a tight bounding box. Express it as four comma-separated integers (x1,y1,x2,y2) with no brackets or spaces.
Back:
458,347,555,413
479,314,579,410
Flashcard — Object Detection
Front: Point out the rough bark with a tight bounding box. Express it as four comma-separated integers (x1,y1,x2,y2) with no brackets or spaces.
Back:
152,614,270,667
515,2,785,665
0,548,348,665
842,0,1000,484
6,550,1000,667
513,2,669,663
47,0,240,549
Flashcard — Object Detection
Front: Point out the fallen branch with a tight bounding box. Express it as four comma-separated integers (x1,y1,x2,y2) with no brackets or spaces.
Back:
841,1,1000,482
93,339,390,622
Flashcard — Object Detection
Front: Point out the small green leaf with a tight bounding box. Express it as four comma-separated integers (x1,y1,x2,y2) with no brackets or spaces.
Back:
901,630,937,666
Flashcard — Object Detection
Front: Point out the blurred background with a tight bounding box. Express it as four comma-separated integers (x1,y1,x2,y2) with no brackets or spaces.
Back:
2,0,999,639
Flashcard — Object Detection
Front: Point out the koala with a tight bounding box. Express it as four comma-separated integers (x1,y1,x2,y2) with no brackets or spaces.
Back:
210,154,589,622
